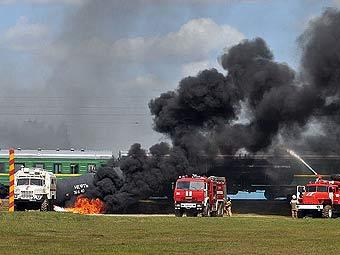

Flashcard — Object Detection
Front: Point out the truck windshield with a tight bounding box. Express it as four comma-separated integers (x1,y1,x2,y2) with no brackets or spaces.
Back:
176,181,204,190
30,179,43,186
17,178,29,185
306,186,328,192
17,178,43,186
317,186,328,192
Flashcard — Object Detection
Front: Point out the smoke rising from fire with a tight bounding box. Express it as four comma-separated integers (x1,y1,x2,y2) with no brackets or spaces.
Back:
86,143,191,213
84,8,340,212
150,36,324,154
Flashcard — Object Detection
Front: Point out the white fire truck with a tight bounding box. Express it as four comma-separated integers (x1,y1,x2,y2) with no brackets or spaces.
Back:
14,167,57,211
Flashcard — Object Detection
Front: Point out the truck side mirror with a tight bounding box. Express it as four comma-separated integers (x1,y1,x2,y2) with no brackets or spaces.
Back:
171,182,175,191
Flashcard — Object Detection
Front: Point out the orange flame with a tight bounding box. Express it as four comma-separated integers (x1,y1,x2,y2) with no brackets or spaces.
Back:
66,196,105,214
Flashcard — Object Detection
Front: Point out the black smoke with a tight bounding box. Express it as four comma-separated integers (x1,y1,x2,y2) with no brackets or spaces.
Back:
297,8,340,154
86,143,191,213
149,37,324,154
85,8,340,212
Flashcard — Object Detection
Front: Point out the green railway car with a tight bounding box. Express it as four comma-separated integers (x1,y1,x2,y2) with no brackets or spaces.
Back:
0,149,113,187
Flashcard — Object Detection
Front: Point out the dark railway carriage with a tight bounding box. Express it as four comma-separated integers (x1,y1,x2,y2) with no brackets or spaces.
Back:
208,154,340,200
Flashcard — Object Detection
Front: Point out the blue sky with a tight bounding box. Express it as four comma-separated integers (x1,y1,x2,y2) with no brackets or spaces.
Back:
0,0,338,152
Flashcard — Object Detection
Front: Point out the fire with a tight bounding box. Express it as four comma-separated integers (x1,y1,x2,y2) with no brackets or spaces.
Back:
66,196,105,214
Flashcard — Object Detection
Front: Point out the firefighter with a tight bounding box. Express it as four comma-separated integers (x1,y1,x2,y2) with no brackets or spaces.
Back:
224,197,232,217
290,195,298,218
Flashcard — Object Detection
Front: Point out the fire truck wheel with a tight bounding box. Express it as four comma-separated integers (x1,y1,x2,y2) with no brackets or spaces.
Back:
322,205,333,218
40,198,49,212
175,210,183,217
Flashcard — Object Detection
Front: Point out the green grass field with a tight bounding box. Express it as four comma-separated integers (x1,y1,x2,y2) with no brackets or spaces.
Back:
1,211,340,255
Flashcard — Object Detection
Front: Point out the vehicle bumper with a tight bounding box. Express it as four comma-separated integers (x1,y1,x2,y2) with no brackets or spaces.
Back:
175,203,203,210
296,204,324,210
14,198,44,203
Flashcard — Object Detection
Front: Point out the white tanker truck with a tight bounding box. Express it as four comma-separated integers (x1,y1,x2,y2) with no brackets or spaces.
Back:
14,167,96,211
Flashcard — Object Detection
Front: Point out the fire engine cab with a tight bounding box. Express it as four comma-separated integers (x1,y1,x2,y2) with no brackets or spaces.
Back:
173,175,226,217
296,176,340,218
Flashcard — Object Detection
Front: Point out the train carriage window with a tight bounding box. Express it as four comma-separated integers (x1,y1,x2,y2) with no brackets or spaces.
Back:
70,164,79,174
35,163,45,169
0,163,5,173
14,163,25,172
53,163,62,174
87,164,96,173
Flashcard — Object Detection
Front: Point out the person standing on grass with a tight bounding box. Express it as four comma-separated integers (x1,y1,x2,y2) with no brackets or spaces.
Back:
0,198,2,211
290,195,298,218
224,197,232,217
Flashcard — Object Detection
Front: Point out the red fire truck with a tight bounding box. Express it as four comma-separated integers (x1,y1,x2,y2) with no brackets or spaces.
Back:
173,175,226,217
296,176,340,218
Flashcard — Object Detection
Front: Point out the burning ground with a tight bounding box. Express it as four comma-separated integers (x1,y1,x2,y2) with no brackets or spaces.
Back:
65,8,340,213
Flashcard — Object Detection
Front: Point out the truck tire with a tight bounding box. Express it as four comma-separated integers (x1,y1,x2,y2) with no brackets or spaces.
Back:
175,210,183,217
40,198,49,212
322,205,333,218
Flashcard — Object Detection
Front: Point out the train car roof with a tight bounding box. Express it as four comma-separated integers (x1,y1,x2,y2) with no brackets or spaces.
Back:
0,149,113,159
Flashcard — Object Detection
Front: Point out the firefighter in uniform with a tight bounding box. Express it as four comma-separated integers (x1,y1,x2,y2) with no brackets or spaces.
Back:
224,197,232,217
290,195,298,218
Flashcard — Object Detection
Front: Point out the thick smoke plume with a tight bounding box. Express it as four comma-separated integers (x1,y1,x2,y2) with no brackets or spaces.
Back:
150,37,324,154
86,143,191,213
85,8,340,212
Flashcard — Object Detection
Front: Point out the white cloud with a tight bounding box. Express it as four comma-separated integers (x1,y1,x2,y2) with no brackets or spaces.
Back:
1,16,49,52
111,18,244,63
181,58,227,77
181,60,211,77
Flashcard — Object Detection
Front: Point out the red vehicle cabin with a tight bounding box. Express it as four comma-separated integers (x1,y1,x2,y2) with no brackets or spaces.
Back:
296,178,340,218
173,175,226,217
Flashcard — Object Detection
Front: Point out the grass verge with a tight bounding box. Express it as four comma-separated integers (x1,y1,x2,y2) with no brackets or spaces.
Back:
1,212,340,255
